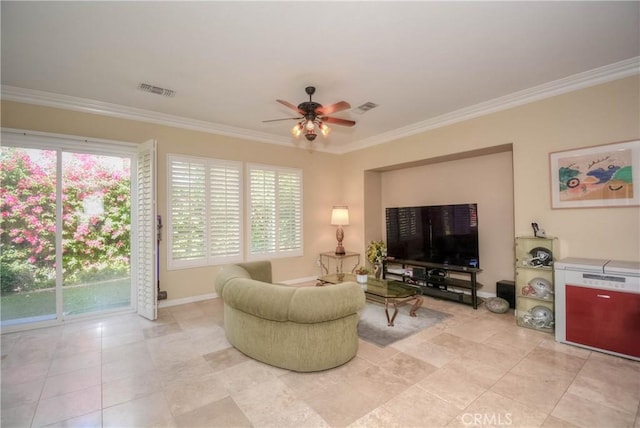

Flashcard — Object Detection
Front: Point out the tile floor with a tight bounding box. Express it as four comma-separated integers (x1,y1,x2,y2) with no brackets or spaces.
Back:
1,294,639,428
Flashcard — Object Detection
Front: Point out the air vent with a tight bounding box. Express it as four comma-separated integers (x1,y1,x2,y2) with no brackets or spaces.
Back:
352,101,378,114
138,83,175,97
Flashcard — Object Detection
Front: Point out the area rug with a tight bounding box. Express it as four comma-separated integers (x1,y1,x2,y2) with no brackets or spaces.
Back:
357,302,451,347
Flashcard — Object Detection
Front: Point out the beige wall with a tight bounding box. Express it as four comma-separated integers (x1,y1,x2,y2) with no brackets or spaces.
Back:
378,151,515,295
2,75,639,303
342,76,640,274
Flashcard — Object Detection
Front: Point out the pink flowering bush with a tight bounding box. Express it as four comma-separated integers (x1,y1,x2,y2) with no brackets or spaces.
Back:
1,148,131,293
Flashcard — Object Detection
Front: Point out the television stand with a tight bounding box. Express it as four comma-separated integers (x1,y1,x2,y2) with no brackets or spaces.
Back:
383,259,483,309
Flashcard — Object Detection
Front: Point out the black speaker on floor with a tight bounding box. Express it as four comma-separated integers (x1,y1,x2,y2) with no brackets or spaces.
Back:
496,280,515,309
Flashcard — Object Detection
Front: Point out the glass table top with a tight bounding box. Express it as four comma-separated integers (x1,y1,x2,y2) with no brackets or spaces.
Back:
319,273,418,299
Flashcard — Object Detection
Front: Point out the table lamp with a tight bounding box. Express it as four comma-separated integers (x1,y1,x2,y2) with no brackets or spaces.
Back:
331,206,349,255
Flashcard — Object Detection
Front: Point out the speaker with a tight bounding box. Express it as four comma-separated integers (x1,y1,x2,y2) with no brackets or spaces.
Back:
496,280,515,309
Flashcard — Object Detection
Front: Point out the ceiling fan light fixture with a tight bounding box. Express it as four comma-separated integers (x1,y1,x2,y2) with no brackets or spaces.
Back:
266,86,354,144
305,119,315,131
304,128,317,141
319,122,330,137
291,123,303,137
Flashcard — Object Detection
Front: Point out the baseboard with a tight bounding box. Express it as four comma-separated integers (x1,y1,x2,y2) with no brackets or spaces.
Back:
157,276,318,308
158,293,217,308
477,290,495,299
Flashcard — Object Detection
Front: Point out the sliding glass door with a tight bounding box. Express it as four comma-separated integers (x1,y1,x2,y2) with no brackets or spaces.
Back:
1,133,156,329
0,147,58,325
61,152,133,317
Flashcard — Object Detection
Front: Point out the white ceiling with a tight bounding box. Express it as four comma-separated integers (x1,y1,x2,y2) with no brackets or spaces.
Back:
2,1,639,153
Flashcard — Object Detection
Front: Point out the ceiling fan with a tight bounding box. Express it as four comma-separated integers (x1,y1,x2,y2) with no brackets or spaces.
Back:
263,86,356,142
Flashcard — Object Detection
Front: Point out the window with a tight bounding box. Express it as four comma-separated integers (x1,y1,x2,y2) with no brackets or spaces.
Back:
247,164,303,259
167,155,242,269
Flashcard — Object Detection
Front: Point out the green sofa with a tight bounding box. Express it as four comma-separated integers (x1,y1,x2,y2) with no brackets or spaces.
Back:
215,261,366,372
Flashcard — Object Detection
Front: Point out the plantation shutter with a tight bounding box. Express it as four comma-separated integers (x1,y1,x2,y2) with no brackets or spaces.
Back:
278,170,302,252
136,140,157,320
248,164,302,259
168,156,207,268
168,156,242,268
248,168,276,255
209,161,242,263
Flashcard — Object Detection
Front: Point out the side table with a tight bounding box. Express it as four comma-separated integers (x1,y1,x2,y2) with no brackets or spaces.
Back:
319,251,360,280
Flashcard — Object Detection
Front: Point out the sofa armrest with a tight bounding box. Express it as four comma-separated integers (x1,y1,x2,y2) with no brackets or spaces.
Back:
237,261,272,283
215,264,251,296
288,282,365,323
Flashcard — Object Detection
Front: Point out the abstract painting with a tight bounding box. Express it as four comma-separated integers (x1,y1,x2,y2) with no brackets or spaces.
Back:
550,140,640,208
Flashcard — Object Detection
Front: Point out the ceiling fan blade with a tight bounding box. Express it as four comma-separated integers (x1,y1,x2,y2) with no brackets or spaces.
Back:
322,116,356,127
316,101,351,115
276,99,304,114
262,117,302,123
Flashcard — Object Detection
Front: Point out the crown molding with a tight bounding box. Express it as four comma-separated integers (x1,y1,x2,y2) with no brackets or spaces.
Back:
0,85,296,148
340,56,640,154
3,56,638,155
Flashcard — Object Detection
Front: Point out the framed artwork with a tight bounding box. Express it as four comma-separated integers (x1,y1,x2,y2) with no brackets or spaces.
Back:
550,140,640,209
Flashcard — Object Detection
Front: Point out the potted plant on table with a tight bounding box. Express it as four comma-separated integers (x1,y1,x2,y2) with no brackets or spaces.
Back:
366,240,387,279
355,266,369,284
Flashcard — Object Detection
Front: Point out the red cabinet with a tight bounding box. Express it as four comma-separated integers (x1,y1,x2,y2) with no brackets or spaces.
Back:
566,285,640,358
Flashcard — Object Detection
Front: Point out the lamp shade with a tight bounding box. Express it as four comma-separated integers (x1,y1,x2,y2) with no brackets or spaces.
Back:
331,206,349,226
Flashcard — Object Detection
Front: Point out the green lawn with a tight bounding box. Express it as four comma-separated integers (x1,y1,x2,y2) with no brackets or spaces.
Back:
1,279,131,321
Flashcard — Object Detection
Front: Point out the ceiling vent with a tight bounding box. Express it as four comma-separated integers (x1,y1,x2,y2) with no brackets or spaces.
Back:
138,83,175,97
352,101,378,114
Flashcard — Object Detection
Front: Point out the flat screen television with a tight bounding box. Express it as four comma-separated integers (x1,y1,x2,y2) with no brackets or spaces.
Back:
385,203,479,268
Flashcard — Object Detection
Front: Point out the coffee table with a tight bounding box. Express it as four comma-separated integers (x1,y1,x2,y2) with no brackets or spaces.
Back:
318,274,423,327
